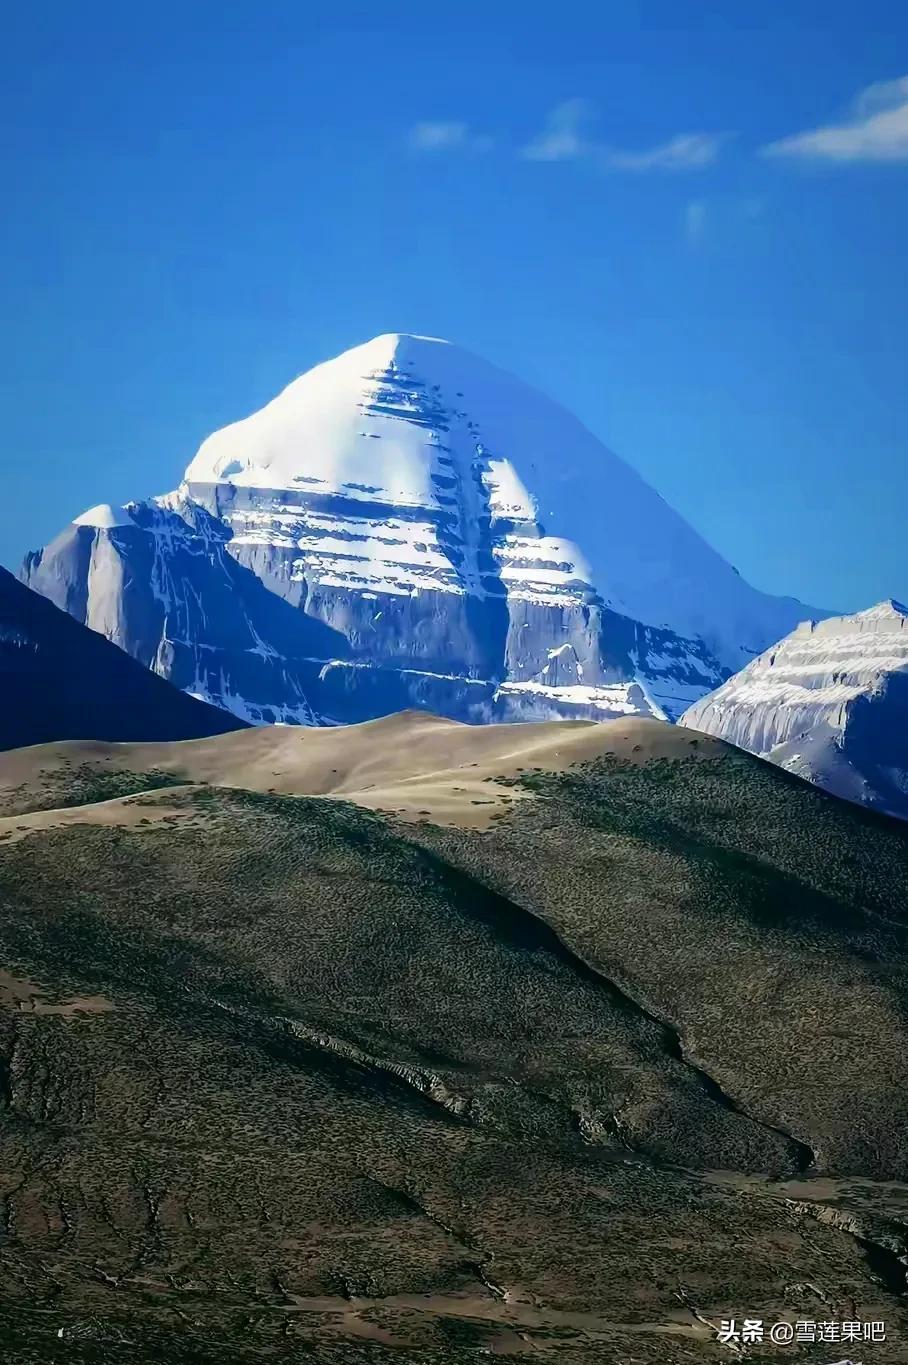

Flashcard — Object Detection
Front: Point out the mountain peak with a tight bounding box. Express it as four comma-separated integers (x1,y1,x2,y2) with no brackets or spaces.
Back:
367,331,454,349
681,590,908,820
72,503,135,529
27,334,825,733
316,331,456,374
177,333,823,671
855,597,908,621
799,598,908,635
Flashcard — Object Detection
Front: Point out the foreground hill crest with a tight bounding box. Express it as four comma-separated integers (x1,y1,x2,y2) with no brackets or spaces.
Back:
23,333,823,727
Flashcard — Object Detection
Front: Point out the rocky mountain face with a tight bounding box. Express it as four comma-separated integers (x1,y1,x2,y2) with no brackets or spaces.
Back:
0,566,246,750
22,334,824,727
681,599,908,820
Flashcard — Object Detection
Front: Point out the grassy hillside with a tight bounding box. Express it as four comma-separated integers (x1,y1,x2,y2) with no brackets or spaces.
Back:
1,716,907,1363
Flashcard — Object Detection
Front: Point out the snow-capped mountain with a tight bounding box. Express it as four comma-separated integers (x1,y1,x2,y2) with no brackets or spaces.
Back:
22,333,825,726
681,600,908,821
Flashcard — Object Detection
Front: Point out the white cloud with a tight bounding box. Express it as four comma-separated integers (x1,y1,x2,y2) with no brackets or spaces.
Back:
521,101,726,172
521,99,595,161
407,121,493,153
605,132,725,172
763,74,908,163
855,74,908,116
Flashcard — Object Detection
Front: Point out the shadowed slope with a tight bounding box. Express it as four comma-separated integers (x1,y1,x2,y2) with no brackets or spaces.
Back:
0,566,245,750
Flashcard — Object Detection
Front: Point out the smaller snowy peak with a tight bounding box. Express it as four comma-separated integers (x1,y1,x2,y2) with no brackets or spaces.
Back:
793,598,908,637
683,600,908,739
681,598,908,821
851,597,908,622
73,503,135,529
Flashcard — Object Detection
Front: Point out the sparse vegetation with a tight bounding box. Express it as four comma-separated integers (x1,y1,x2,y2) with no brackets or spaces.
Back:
1,743,907,1363
0,765,187,818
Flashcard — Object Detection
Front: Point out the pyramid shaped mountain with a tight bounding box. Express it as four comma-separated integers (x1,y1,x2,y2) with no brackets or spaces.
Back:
22,334,824,726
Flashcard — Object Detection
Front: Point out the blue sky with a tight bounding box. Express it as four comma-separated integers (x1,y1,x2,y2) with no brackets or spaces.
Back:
2,0,906,611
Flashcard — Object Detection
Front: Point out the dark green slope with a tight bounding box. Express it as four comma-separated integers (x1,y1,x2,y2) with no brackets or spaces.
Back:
414,749,908,1179
1,742,907,1364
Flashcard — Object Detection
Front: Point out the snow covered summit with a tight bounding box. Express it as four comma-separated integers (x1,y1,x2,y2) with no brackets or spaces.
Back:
22,333,824,727
184,333,817,669
681,600,908,820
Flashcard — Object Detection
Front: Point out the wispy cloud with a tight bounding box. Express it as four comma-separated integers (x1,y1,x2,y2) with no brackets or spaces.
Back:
521,100,726,172
521,99,595,162
762,74,908,163
607,133,726,172
407,121,493,153
684,200,707,245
